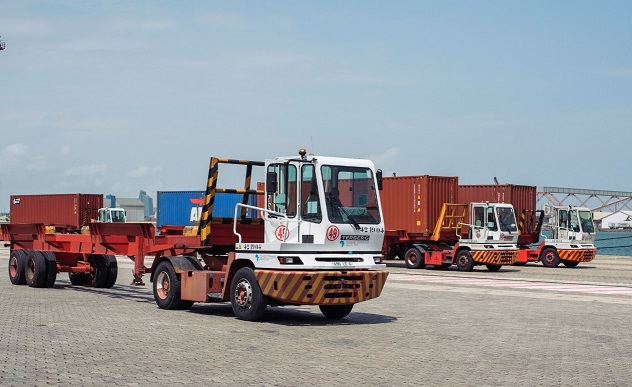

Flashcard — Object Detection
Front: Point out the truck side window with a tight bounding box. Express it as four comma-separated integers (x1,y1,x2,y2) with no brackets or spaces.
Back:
266,163,297,217
301,164,321,223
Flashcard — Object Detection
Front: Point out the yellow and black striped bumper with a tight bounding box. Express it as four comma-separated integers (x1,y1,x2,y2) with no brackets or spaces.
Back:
471,250,518,265
255,270,389,306
558,249,596,262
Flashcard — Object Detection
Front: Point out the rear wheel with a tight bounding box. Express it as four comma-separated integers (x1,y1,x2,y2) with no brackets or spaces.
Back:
486,264,502,272
230,267,268,321
25,250,47,288
404,247,426,269
8,250,27,285
88,255,108,288
456,250,474,272
41,251,58,288
103,255,118,288
319,304,354,319
540,248,560,268
153,261,187,310
562,260,580,268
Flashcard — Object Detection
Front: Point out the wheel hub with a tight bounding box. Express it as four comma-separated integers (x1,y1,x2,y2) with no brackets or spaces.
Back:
156,271,170,300
235,279,253,310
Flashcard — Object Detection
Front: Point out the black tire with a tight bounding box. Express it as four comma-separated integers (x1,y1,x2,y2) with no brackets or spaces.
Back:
540,247,560,268
230,267,268,321
103,255,118,288
69,272,88,285
319,304,354,319
8,250,27,285
486,264,502,272
88,255,108,288
456,250,474,272
41,251,58,288
404,247,426,269
25,250,47,288
562,260,580,268
153,261,187,310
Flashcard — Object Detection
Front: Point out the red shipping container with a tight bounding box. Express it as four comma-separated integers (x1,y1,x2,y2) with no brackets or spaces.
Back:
381,175,459,237
457,184,536,220
10,193,103,230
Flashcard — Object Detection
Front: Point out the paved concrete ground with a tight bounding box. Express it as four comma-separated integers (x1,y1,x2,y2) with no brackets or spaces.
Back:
1,247,631,386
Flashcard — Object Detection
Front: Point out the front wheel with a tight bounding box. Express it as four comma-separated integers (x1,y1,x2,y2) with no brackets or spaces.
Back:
562,260,580,268
153,261,187,310
456,250,474,272
540,248,560,268
486,264,502,272
404,247,426,269
319,304,354,319
230,267,268,321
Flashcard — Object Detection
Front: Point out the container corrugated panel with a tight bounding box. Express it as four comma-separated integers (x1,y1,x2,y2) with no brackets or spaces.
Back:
157,191,257,228
380,175,459,236
458,184,537,218
10,193,103,229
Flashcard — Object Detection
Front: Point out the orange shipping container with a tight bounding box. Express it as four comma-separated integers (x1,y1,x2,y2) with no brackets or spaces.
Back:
381,175,459,237
10,193,103,231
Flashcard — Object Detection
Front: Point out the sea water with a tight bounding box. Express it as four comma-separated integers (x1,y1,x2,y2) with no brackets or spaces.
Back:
594,231,632,257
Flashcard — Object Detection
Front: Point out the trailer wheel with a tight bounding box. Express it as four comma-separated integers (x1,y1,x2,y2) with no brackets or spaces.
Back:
404,247,426,269
88,255,108,288
540,248,560,268
230,267,268,321
319,304,354,319
486,264,502,272
25,250,47,288
456,250,474,272
69,273,88,286
103,255,118,288
41,251,58,288
8,250,28,285
562,260,579,268
153,261,187,310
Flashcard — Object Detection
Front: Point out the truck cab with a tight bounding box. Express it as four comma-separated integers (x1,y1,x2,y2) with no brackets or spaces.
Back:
545,205,595,243
466,202,519,244
237,150,385,270
97,208,126,223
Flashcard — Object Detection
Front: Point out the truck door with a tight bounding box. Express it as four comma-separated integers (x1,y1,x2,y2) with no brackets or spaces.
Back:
298,163,323,244
264,163,299,244
470,204,488,242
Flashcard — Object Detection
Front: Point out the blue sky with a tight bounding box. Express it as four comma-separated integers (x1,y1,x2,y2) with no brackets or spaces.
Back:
1,1,631,211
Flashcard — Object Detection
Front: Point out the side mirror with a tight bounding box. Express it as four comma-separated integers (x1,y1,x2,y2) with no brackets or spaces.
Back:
266,171,277,194
376,169,383,191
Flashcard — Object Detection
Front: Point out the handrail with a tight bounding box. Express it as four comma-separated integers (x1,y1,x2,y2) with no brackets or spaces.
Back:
233,203,289,243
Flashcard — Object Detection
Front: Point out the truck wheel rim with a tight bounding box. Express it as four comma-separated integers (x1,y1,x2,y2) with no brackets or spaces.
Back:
25,259,34,281
9,256,17,277
406,252,417,264
458,256,468,267
544,253,554,264
235,279,252,310
156,272,170,300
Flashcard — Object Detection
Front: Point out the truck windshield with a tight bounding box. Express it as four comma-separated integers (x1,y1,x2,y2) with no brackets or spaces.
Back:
578,210,594,233
321,165,380,225
496,207,517,233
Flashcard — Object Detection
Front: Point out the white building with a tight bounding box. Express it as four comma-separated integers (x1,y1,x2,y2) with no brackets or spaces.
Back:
598,210,632,230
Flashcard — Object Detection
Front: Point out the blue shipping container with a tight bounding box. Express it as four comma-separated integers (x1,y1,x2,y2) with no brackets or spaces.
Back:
156,191,256,228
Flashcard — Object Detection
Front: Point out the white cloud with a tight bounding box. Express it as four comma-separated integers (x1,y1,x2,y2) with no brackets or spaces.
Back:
64,165,109,176
60,144,72,155
127,166,162,178
1,144,28,157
